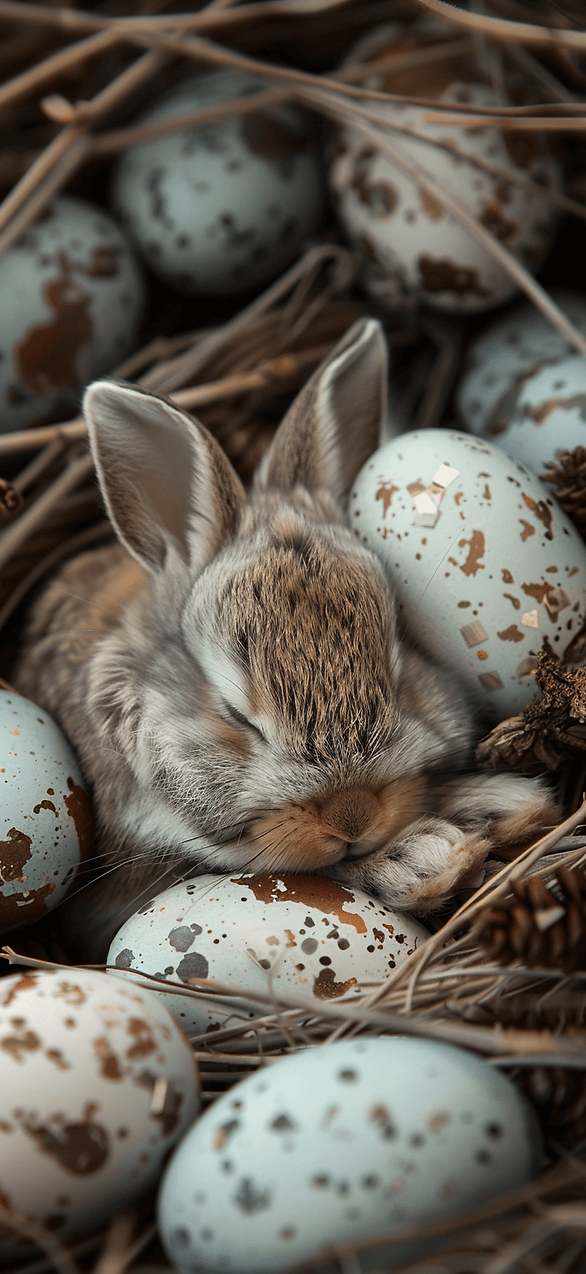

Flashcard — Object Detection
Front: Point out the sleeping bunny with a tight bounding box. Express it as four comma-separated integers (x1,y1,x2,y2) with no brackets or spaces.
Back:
14,319,559,959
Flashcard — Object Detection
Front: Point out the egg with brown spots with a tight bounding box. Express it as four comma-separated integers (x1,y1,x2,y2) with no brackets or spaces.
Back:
158,1036,542,1273
0,967,199,1259
0,195,145,434
350,429,586,720
111,69,324,297
328,22,560,314
473,353,586,479
1,690,92,932
107,874,428,1034
457,290,586,437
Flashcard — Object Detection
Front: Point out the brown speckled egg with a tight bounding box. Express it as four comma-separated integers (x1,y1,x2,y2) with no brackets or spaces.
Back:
0,195,145,434
350,429,586,720
111,69,325,297
1,690,91,933
328,23,560,314
107,874,428,1034
0,967,199,1260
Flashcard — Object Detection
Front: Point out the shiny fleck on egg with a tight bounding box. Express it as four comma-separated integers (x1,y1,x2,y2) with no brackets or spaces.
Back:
0,967,199,1260
111,69,325,297
1,690,92,932
457,290,586,436
0,195,146,434
328,23,560,314
108,874,428,1035
350,429,586,720
158,1036,542,1273
471,354,586,478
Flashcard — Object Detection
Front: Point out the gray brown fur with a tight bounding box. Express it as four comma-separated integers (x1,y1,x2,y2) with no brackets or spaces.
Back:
14,319,559,959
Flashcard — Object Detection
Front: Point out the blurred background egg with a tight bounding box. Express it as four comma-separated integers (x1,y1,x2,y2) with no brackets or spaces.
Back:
350,429,586,721
457,290,586,436
111,69,325,297
108,873,428,1035
158,1036,542,1273
0,967,199,1260
477,353,586,476
328,22,561,314
1,690,91,932
0,195,145,434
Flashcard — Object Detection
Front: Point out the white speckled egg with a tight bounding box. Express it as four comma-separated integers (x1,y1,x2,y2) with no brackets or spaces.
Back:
111,70,325,297
0,967,199,1259
457,290,586,436
350,430,586,720
477,354,586,477
328,25,560,314
0,195,145,434
108,874,428,1035
158,1036,542,1273
1,690,92,933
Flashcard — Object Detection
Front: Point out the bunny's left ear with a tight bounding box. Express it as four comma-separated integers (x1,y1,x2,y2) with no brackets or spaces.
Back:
254,317,387,507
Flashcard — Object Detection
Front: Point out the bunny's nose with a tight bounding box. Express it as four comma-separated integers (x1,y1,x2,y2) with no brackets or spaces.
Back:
319,787,379,843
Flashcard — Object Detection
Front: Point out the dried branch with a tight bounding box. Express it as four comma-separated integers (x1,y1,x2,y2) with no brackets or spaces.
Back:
411,0,586,51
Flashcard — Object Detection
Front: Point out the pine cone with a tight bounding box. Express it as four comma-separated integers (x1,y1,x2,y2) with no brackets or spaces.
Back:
475,866,586,973
542,446,586,528
477,649,586,773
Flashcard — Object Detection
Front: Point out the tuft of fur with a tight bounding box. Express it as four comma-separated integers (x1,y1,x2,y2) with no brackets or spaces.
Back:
14,319,560,958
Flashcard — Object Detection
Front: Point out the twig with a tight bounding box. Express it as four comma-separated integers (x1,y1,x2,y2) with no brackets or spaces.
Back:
0,26,121,115
0,1202,80,1274
411,0,586,51
0,452,94,574
0,520,112,631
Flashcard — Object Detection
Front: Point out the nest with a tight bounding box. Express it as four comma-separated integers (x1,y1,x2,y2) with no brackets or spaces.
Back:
2,1,586,1272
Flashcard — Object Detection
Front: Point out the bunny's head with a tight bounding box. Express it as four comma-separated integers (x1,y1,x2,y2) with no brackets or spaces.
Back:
81,319,473,879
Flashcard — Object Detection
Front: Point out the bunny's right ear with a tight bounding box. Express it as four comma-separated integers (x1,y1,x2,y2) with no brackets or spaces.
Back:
83,381,245,581
254,317,387,508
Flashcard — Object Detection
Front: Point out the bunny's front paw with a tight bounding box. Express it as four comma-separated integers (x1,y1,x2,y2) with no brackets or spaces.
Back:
328,817,490,914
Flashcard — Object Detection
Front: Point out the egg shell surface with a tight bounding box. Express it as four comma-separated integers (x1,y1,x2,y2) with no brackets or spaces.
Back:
111,69,325,297
350,430,586,720
0,195,145,434
108,874,428,1035
328,26,559,315
0,967,200,1259
482,354,586,476
457,290,586,435
1,690,92,932
158,1035,542,1273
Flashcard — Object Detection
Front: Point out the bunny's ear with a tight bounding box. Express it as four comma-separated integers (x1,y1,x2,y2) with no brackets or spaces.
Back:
83,381,245,579
255,317,387,506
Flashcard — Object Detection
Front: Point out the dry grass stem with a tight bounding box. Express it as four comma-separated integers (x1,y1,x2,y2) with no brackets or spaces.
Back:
412,0,586,52
0,520,112,632
0,452,94,574
0,1202,81,1274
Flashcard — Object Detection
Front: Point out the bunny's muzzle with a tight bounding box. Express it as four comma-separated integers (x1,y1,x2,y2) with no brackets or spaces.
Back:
247,775,429,872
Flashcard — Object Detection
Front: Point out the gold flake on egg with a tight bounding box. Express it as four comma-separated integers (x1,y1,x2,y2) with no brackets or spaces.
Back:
521,610,539,628
460,621,488,648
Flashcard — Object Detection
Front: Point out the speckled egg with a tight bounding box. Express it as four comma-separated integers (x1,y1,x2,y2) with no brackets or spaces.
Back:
328,24,560,314
457,290,586,436
158,1036,542,1273
0,195,145,434
111,69,325,297
350,429,586,720
0,967,199,1260
475,354,586,477
108,874,428,1035
1,690,92,932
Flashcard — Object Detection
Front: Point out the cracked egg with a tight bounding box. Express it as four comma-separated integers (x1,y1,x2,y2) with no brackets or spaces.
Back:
350,429,586,720
0,967,199,1259
107,874,427,1035
0,195,145,434
158,1036,542,1274
328,22,560,314
1,690,92,933
111,69,324,297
